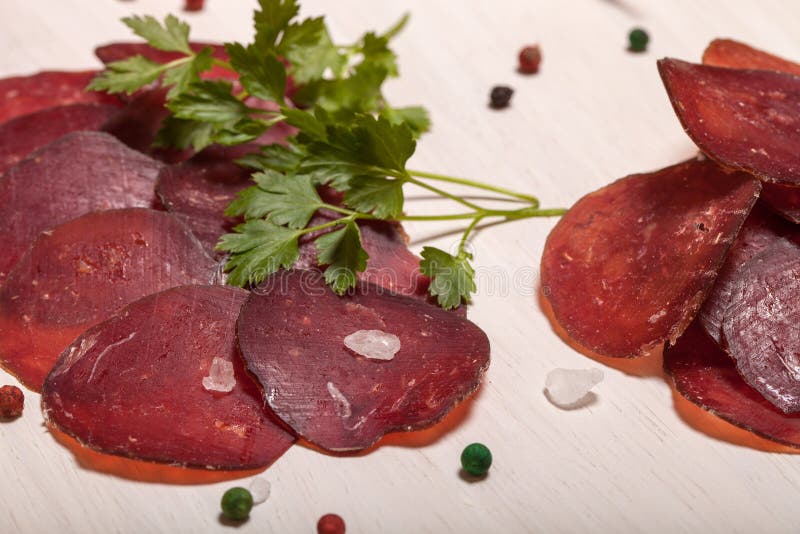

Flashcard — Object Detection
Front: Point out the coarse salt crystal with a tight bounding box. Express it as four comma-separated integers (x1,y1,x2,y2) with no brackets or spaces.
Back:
249,477,271,505
202,357,236,393
343,329,401,361
544,368,604,408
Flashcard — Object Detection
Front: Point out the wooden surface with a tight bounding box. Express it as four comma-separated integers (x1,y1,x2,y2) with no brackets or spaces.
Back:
2,1,800,532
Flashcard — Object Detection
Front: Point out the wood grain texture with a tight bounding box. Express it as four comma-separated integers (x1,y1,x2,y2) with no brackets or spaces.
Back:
2,0,800,532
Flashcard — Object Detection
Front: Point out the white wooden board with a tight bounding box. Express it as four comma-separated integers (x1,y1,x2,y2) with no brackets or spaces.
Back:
2,1,800,532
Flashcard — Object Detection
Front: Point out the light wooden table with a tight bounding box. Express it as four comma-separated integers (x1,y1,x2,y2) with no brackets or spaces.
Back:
2,1,799,532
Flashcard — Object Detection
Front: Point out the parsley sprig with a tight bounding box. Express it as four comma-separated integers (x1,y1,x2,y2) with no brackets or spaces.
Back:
90,0,566,309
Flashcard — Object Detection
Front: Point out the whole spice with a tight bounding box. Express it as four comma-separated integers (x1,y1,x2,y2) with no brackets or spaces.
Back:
317,513,346,534
184,0,205,12
461,442,492,476
0,385,24,419
489,85,514,109
628,28,650,53
518,45,542,74
220,487,254,521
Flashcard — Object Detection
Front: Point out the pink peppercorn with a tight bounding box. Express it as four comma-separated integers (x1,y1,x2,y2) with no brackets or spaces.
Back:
317,513,346,534
0,385,24,419
518,45,542,74
184,0,205,12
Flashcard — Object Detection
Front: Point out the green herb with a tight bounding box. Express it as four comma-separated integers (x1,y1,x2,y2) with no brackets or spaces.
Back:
91,0,566,309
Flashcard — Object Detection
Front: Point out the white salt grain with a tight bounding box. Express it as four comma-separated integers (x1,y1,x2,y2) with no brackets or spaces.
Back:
202,357,236,393
249,477,271,505
343,329,401,361
545,368,604,408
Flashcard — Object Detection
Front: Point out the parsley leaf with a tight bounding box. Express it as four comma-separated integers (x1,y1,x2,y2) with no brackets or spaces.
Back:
87,55,166,94
351,114,416,172
253,0,299,48
293,62,388,112
343,176,404,219
381,106,431,138
226,171,321,229
236,142,307,172
167,80,253,123
154,116,215,150
279,17,345,84
161,47,214,98
123,14,192,54
226,43,286,103
420,247,476,309
217,220,299,286
315,220,369,294
361,33,398,77
286,111,416,190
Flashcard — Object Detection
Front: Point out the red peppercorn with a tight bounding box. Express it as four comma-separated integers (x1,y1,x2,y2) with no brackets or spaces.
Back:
184,0,205,12
0,385,24,419
518,45,542,74
317,513,346,534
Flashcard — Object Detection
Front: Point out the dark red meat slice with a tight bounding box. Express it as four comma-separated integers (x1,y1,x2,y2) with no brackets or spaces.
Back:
721,239,800,413
158,161,430,297
237,270,490,452
102,88,192,164
0,104,118,176
665,321,800,448
104,88,296,164
698,203,800,343
95,42,236,83
658,58,800,188
0,208,216,390
759,183,800,223
294,212,431,299
540,158,760,358
155,151,253,254
702,39,800,76
701,39,800,223
42,285,294,469
0,131,163,284
0,71,120,123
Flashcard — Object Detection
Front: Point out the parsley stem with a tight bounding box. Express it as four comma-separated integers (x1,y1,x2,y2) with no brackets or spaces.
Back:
320,204,357,217
404,176,483,211
212,58,235,72
406,169,539,207
398,207,565,222
458,215,484,255
297,216,354,236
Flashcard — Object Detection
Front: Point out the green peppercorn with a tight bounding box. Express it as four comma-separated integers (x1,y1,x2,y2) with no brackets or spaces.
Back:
221,487,254,521
460,442,492,476
628,28,650,53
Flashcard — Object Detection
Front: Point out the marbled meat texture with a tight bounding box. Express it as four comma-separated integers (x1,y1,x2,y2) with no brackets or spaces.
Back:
659,58,800,188
42,285,295,469
540,158,760,357
0,70,120,123
721,239,800,414
702,38,800,223
155,150,253,254
0,104,119,176
699,203,800,343
237,270,490,452
0,208,217,390
665,321,800,448
0,131,163,284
